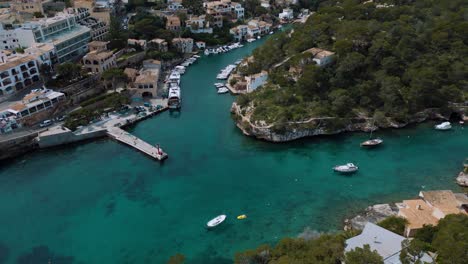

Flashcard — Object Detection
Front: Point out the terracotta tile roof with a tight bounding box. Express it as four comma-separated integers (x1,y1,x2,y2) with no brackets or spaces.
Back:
303,48,335,59
420,190,464,215
399,199,438,230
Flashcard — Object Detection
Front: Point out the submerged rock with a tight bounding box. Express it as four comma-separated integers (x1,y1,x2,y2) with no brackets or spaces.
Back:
344,204,398,231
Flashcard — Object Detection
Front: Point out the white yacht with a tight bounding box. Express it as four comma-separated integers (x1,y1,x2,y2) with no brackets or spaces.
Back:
333,163,358,174
174,66,186,74
168,86,181,109
435,122,451,130
217,87,229,94
206,215,226,228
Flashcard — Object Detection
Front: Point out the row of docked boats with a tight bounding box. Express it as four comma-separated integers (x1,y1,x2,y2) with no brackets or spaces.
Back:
204,42,243,56
216,64,236,80
165,55,200,109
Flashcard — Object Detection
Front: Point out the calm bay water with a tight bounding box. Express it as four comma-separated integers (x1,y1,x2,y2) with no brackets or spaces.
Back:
0,39,467,263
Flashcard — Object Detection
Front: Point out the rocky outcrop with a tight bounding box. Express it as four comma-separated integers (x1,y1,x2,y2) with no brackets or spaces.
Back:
231,102,467,142
456,171,468,187
344,203,398,231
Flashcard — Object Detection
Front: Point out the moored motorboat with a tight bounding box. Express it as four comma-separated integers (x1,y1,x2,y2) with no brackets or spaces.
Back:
360,138,383,147
206,215,226,228
214,83,225,88
434,121,451,130
217,87,229,94
333,163,358,174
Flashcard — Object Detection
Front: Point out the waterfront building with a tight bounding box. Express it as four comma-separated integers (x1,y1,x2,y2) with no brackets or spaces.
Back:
345,222,433,264
4,13,91,63
82,41,116,74
148,38,168,52
248,20,271,35
185,15,213,34
303,47,335,66
24,43,57,66
0,51,40,99
171,38,193,54
230,25,248,42
127,60,161,98
166,15,181,32
397,190,467,237
4,87,65,125
247,25,260,38
246,70,268,92
279,8,294,21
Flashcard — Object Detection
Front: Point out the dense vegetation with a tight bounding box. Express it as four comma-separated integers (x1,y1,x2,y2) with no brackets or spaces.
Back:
377,216,408,236
234,214,468,264
236,0,467,126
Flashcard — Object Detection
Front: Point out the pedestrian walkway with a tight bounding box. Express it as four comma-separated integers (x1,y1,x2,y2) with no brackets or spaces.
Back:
106,127,168,161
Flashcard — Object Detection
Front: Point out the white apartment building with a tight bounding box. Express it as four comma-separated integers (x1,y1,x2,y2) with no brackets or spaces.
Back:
0,25,20,50
2,13,91,63
172,38,193,54
0,51,40,98
186,15,213,34
25,43,57,66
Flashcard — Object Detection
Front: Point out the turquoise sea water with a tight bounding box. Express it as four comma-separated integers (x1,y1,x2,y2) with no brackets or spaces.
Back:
0,39,467,263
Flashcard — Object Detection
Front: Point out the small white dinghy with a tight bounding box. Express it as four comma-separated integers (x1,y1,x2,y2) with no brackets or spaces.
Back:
434,122,451,130
333,163,358,174
207,215,226,228
218,87,229,94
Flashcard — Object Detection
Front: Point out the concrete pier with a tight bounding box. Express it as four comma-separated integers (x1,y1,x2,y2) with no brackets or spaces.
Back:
107,127,168,161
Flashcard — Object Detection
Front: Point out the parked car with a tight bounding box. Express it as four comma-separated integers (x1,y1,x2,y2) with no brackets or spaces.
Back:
39,120,53,127
56,115,66,122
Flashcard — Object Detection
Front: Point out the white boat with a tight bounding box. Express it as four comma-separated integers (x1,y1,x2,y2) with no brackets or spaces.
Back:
435,122,451,130
174,66,186,74
207,215,226,228
168,86,181,109
247,38,255,43
333,163,358,173
361,138,383,147
257,36,261,39
218,87,229,94
214,83,225,88
204,49,210,56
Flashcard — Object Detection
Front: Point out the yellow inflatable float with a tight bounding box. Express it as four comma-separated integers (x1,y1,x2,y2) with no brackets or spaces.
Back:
237,214,247,220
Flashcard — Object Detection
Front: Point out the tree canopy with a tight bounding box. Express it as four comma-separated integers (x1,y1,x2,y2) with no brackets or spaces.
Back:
236,0,468,127
345,244,383,264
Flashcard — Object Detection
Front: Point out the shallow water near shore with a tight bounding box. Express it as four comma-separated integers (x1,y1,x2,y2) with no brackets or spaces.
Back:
0,38,467,263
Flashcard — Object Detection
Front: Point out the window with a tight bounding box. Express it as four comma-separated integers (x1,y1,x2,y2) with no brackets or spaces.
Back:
29,107,37,113
51,98,58,103
20,110,29,117
44,101,52,107
36,103,44,110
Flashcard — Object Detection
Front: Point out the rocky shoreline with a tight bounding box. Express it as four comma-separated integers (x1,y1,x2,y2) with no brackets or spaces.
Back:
343,203,398,231
231,102,467,142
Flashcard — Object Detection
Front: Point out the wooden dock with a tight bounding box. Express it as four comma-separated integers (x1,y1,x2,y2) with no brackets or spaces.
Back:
106,127,168,161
